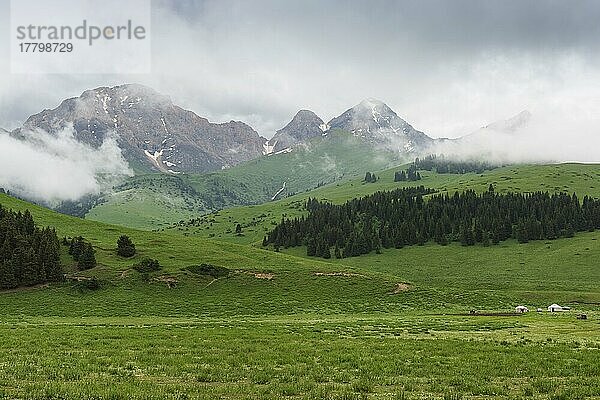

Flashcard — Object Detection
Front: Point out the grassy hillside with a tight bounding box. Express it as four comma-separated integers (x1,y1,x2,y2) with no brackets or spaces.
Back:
1,164,600,399
85,131,408,230
169,163,600,245
0,193,338,278
86,174,211,229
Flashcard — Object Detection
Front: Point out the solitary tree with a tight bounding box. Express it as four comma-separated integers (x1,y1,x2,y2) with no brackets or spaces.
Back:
117,235,136,258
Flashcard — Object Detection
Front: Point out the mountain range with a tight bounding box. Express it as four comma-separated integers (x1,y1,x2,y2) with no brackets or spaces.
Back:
10,84,459,174
13,84,265,173
1,83,534,224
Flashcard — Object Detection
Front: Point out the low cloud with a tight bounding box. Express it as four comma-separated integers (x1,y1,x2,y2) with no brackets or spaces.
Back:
431,112,600,163
0,127,133,205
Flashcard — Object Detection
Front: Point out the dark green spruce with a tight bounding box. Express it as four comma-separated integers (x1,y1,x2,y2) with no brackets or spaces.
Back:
264,186,600,258
0,206,63,289
117,235,136,258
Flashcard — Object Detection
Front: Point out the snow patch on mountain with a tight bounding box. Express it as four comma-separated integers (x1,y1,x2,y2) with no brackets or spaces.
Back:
263,141,275,155
271,182,286,201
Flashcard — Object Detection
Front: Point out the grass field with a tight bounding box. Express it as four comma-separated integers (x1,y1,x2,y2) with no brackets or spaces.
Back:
1,163,600,399
2,314,599,399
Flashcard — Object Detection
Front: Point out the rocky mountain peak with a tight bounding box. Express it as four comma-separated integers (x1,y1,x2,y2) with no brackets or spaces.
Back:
484,110,532,133
357,98,395,114
265,109,325,154
16,84,266,173
327,99,434,153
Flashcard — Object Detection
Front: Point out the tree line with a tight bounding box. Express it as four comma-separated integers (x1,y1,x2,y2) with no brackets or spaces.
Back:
264,186,600,258
414,154,501,174
0,205,63,289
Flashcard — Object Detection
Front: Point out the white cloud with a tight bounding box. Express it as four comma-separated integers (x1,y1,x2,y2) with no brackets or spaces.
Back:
1,0,600,157
432,112,600,164
0,127,133,205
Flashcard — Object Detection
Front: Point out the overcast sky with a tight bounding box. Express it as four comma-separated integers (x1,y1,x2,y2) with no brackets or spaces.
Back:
2,0,600,139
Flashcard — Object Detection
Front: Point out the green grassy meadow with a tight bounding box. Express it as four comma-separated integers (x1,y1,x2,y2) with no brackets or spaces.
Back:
1,163,600,399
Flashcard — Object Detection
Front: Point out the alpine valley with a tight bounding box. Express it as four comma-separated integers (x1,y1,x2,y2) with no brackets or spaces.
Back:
2,84,600,400
6,84,532,228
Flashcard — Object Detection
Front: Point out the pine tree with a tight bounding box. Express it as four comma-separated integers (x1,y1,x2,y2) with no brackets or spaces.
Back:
491,225,501,244
334,245,341,259
306,238,316,257
69,237,85,261
0,260,17,289
460,224,475,246
516,222,529,243
116,235,136,257
78,243,97,270
19,248,39,286
0,237,13,262
563,223,575,238
474,225,483,243
481,231,490,247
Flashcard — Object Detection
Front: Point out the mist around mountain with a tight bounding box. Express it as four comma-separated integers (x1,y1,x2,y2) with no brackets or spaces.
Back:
431,109,600,164
2,83,598,211
0,126,132,206
14,84,267,174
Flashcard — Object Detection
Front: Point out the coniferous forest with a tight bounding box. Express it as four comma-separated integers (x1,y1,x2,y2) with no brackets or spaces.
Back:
265,186,600,258
414,154,501,174
0,205,63,289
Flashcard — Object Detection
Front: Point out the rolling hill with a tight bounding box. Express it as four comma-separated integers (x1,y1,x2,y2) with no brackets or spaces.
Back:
168,163,600,245
85,130,412,229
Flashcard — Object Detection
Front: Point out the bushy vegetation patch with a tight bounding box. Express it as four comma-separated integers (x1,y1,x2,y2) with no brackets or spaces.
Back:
133,258,161,273
186,263,229,278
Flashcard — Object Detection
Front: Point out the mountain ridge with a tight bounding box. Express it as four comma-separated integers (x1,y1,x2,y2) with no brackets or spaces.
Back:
10,84,534,181
14,84,268,174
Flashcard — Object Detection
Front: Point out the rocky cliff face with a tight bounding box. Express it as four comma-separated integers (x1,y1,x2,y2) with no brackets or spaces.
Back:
16,84,267,173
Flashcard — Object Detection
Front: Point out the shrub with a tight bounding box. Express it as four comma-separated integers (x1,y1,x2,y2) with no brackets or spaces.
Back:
117,235,136,258
186,263,229,278
84,277,100,290
74,277,100,291
133,258,160,273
